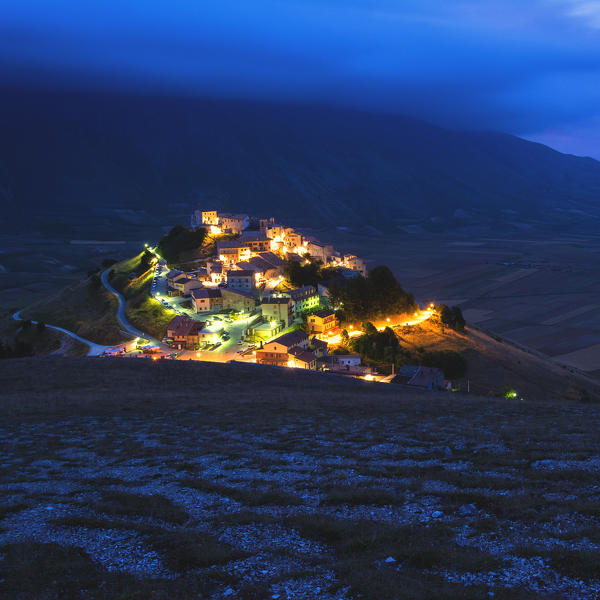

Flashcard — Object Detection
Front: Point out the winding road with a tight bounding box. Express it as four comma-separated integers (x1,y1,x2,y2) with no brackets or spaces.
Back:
12,310,109,357
100,268,160,345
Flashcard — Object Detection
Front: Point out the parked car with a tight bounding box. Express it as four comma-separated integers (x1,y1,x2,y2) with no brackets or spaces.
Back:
237,340,243,345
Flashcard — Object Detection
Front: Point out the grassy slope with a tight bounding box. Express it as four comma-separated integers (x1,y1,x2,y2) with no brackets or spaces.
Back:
2,357,600,599
109,252,177,340
19,276,122,346
0,320,89,357
391,319,600,403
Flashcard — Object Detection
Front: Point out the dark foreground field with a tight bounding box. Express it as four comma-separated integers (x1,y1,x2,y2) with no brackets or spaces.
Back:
2,358,600,599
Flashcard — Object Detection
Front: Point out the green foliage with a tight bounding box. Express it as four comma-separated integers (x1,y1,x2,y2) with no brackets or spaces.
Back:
157,225,207,264
283,259,323,287
340,329,350,346
437,304,466,332
362,321,378,335
352,325,400,363
330,266,417,322
332,346,351,355
139,249,154,272
421,350,467,379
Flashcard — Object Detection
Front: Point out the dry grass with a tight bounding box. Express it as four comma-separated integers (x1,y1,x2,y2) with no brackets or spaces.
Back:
109,253,176,340
20,276,122,345
1,357,600,599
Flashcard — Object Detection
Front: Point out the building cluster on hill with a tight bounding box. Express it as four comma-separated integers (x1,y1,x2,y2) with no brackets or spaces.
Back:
190,209,366,276
152,208,373,361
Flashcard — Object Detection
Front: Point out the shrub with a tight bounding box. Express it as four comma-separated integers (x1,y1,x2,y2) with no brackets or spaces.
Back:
421,350,467,379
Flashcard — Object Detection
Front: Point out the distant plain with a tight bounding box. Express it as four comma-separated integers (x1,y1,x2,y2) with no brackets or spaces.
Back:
325,227,600,378
2,213,599,382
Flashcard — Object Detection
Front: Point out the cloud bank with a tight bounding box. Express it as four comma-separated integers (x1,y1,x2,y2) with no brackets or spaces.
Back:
1,0,599,157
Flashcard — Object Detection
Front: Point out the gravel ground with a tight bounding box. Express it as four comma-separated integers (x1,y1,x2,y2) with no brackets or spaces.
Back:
1,357,600,599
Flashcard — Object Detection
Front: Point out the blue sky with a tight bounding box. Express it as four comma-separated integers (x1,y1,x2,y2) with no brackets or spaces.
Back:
1,0,600,157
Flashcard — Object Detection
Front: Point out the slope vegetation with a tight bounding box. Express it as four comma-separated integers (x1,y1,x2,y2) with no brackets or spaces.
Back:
2,357,600,599
20,275,122,346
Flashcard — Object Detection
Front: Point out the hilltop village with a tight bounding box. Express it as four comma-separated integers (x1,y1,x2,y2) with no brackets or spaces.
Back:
101,209,458,389
162,211,367,367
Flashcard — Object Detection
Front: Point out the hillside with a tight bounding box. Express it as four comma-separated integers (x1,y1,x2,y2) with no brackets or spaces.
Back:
19,275,123,346
393,320,600,402
2,357,600,599
2,91,600,238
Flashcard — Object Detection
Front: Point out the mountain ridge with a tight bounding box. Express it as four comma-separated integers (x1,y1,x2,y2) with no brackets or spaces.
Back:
1,90,599,235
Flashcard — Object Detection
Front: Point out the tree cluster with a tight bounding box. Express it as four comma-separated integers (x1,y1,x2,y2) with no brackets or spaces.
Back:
283,259,340,288
347,320,468,379
437,304,466,332
329,266,417,323
352,323,401,364
157,226,207,264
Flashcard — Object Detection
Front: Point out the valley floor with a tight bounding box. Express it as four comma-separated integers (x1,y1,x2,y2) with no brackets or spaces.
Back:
2,358,600,599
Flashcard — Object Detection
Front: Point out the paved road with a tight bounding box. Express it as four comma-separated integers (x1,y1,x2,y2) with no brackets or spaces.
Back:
100,268,160,345
12,310,109,357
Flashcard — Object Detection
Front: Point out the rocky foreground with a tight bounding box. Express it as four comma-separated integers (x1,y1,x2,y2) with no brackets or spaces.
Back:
1,357,600,599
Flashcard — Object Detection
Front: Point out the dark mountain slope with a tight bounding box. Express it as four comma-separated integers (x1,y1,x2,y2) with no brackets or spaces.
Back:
1,90,599,235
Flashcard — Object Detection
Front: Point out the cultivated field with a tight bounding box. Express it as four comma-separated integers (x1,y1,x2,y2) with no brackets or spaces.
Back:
2,357,600,599
325,228,600,379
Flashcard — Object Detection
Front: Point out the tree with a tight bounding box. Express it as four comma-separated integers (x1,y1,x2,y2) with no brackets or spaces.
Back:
452,306,466,332
328,266,417,322
283,259,326,288
362,321,377,336
139,250,154,272
340,329,350,347
157,225,208,264
353,325,400,363
440,305,454,327
437,304,467,332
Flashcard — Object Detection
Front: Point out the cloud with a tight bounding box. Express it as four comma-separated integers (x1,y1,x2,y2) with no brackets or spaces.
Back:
563,0,600,26
1,0,600,157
